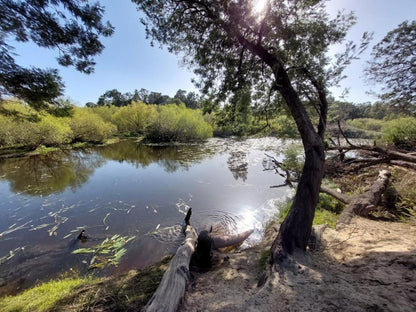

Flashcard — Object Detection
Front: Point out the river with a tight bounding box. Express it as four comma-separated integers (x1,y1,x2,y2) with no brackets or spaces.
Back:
0,138,295,294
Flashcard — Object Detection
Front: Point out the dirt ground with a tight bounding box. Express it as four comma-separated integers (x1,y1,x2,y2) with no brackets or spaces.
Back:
180,216,416,311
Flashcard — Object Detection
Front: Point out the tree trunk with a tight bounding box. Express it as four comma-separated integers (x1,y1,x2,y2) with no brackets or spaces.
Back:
238,36,328,266
271,137,325,262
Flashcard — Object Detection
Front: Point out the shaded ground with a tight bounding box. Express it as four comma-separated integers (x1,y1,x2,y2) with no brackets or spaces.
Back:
181,216,416,311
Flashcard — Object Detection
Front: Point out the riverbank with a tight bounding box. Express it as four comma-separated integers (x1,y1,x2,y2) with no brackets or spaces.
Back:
0,138,123,159
2,213,414,311
181,215,416,311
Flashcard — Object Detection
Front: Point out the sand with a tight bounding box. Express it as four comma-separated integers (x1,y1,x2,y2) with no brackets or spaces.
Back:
180,216,416,311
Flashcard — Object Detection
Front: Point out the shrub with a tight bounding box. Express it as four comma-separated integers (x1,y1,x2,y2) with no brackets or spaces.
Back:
0,115,40,148
90,105,119,123
37,115,72,146
268,114,298,138
69,108,116,143
147,104,212,142
347,118,384,132
111,101,157,135
382,117,416,149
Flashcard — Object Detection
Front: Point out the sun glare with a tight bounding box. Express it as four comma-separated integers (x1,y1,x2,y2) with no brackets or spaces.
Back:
252,0,268,16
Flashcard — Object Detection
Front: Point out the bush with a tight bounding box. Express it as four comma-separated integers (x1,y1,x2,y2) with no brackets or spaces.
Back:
347,118,384,132
147,104,213,142
382,117,416,149
111,101,157,135
268,114,298,138
69,108,116,143
90,105,119,123
0,115,39,148
37,115,72,146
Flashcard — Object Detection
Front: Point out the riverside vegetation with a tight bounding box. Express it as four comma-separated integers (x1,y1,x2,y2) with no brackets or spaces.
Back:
2,98,416,155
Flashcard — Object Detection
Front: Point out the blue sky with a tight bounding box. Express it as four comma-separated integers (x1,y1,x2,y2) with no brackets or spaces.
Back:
10,0,416,106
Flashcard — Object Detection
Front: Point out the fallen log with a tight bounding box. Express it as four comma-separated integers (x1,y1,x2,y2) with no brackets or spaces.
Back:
143,209,198,312
211,229,254,249
336,170,391,227
320,186,351,204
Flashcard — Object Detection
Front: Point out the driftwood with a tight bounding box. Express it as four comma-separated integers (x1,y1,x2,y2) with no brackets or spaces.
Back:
143,209,254,312
212,229,254,249
335,170,391,227
143,209,198,312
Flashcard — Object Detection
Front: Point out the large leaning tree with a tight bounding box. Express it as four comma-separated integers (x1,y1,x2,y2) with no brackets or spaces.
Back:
365,20,416,114
133,0,367,264
0,0,114,109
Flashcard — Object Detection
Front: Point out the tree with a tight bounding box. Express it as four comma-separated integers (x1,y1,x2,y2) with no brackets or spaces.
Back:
97,89,130,107
366,20,416,114
0,0,114,109
133,0,366,263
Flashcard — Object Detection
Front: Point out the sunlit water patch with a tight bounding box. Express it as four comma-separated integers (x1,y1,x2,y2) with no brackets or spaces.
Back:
0,138,295,294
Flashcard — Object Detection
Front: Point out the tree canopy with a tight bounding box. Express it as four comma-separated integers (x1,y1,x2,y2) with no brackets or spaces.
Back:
133,0,364,258
366,20,416,114
0,0,113,109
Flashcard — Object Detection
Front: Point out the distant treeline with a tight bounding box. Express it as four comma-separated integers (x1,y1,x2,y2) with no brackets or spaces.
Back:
86,88,200,109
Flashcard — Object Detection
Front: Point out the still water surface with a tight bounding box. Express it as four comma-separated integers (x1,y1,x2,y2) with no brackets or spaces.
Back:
0,138,293,293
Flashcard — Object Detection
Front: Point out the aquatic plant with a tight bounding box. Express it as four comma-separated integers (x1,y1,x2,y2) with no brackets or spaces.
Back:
72,234,135,269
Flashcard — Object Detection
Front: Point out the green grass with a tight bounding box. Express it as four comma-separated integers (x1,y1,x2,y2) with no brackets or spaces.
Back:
0,256,173,312
0,277,92,312
259,249,270,271
277,193,343,229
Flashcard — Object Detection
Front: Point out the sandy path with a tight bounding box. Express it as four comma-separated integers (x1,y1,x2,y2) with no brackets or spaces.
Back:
180,216,416,311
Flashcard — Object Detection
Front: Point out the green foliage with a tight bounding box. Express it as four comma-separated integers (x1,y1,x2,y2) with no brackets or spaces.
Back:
111,101,158,135
381,117,416,149
88,105,119,123
0,0,113,108
366,20,416,114
73,234,135,269
317,193,344,214
281,145,304,180
0,115,39,148
278,193,342,228
147,104,213,142
268,115,298,138
347,118,384,132
0,277,90,312
69,108,116,143
37,115,72,146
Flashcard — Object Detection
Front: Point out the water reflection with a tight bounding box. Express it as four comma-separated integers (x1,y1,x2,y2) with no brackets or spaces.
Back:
0,151,103,196
0,137,293,295
96,140,216,172
227,151,248,181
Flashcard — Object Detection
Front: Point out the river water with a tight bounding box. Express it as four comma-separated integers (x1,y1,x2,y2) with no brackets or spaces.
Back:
0,138,294,294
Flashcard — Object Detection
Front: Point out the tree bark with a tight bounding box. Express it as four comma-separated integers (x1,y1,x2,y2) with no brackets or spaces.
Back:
336,170,391,227
211,229,254,249
320,186,351,204
143,212,197,312
271,137,325,262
